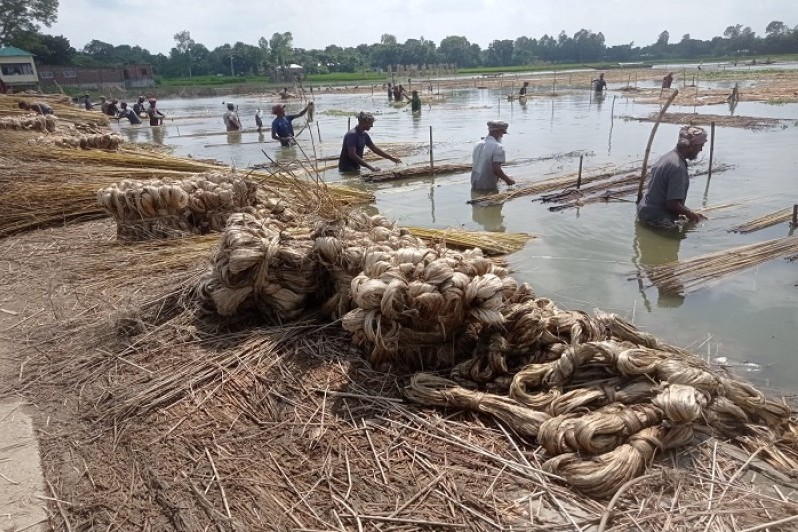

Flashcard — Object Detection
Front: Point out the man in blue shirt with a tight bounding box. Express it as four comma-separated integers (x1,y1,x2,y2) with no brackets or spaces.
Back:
271,102,313,146
338,112,402,173
116,102,142,124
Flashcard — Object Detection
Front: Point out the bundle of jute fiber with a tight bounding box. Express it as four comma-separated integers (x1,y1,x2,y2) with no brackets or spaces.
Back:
341,244,526,370
313,212,425,319
97,171,257,240
198,212,321,320
406,336,798,498
0,115,55,132
28,132,123,150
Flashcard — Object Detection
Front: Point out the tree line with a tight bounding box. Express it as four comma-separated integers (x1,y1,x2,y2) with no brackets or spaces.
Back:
2,0,798,78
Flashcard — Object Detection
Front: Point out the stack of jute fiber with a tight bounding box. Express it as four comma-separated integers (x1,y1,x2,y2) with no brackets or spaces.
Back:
312,213,425,319
96,171,257,240
0,114,56,132
341,245,529,370
199,212,321,321
29,132,124,150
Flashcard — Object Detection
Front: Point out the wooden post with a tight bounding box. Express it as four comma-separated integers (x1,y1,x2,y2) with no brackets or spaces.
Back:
637,89,679,204
707,122,716,181
429,125,434,176
792,205,798,227
577,155,583,189
552,73,557,94
347,117,351,130
316,121,322,144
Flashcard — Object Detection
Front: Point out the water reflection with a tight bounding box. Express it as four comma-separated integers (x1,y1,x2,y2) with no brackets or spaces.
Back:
226,131,242,145
470,191,506,232
151,125,165,145
632,222,685,310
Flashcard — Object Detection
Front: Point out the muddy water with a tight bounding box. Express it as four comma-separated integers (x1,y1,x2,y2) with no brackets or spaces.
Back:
113,81,798,389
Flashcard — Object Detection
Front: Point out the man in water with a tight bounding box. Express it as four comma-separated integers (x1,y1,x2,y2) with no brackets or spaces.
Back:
592,72,607,93
146,99,165,126
271,102,312,147
223,103,241,131
338,112,402,173
470,120,515,192
116,102,141,124
410,90,422,113
637,126,708,230
519,81,529,96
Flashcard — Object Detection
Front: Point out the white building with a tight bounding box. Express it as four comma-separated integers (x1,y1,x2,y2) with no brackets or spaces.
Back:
0,46,39,90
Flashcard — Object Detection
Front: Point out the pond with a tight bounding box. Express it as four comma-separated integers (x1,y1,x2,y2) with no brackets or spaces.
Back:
111,82,798,391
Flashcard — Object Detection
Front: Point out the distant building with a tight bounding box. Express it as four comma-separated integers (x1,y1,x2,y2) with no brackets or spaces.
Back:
0,46,39,91
37,64,155,91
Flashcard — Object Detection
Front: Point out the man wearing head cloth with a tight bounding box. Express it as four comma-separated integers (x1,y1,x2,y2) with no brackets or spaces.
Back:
637,125,708,229
223,102,241,131
338,112,402,173
470,120,516,192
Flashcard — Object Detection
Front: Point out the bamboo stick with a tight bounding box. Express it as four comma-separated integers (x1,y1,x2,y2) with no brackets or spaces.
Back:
636,89,679,204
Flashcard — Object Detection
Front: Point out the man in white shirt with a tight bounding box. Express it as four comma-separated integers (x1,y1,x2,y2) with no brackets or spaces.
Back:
470,120,515,192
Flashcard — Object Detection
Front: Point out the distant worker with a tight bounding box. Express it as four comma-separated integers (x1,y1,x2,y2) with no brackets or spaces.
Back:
255,108,264,132
223,103,241,131
271,102,313,147
99,96,109,115
132,95,147,116
387,82,393,102
116,102,142,124
637,126,708,230
662,72,674,89
519,80,529,96
410,90,421,113
146,99,165,126
106,98,119,116
592,72,607,93
83,94,93,111
0,76,8,94
338,111,402,173
471,120,515,192
18,101,54,115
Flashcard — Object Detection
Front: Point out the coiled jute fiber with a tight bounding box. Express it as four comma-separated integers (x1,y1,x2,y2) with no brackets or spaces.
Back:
191,209,797,497
97,171,257,240
199,212,320,321
0,115,56,133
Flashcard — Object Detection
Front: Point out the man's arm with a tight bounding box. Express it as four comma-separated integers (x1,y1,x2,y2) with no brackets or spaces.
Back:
491,162,515,186
665,199,706,223
294,102,313,118
366,139,401,165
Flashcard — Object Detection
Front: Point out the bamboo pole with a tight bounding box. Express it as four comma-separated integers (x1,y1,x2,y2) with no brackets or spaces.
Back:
316,121,322,143
707,122,716,181
792,205,798,227
577,155,583,189
429,126,434,176
636,89,679,204
347,117,351,130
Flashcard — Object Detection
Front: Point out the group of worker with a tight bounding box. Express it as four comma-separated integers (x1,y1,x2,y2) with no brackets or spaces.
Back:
81,94,165,126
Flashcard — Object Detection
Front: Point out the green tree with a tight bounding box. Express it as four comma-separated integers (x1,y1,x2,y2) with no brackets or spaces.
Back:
269,31,293,67
439,35,480,67
0,0,58,44
173,30,195,77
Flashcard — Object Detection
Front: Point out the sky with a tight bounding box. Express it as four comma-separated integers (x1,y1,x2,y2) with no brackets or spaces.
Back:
49,0,798,55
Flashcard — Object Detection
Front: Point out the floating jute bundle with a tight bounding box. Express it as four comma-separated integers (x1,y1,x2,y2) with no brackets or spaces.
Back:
0,115,55,132
340,244,530,370
96,171,257,240
199,212,320,321
312,213,425,319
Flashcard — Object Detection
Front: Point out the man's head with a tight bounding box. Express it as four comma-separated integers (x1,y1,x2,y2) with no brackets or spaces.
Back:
17,101,31,110
148,98,156,106
120,102,128,109
227,103,235,111
100,96,107,102
523,81,529,86
677,125,707,160
356,111,376,130
599,73,605,79
272,103,285,116
138,95,145,102
487,120,509,139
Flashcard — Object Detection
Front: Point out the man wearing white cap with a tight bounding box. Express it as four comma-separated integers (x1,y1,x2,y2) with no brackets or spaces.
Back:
637,125,708,229
470,120,515,192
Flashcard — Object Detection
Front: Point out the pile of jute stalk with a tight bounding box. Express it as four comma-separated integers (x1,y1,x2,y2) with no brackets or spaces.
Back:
197,210,798,498
97,171,258,240
0,114,56,132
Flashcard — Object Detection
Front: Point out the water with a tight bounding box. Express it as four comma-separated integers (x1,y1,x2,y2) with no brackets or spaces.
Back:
111,85,798,390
